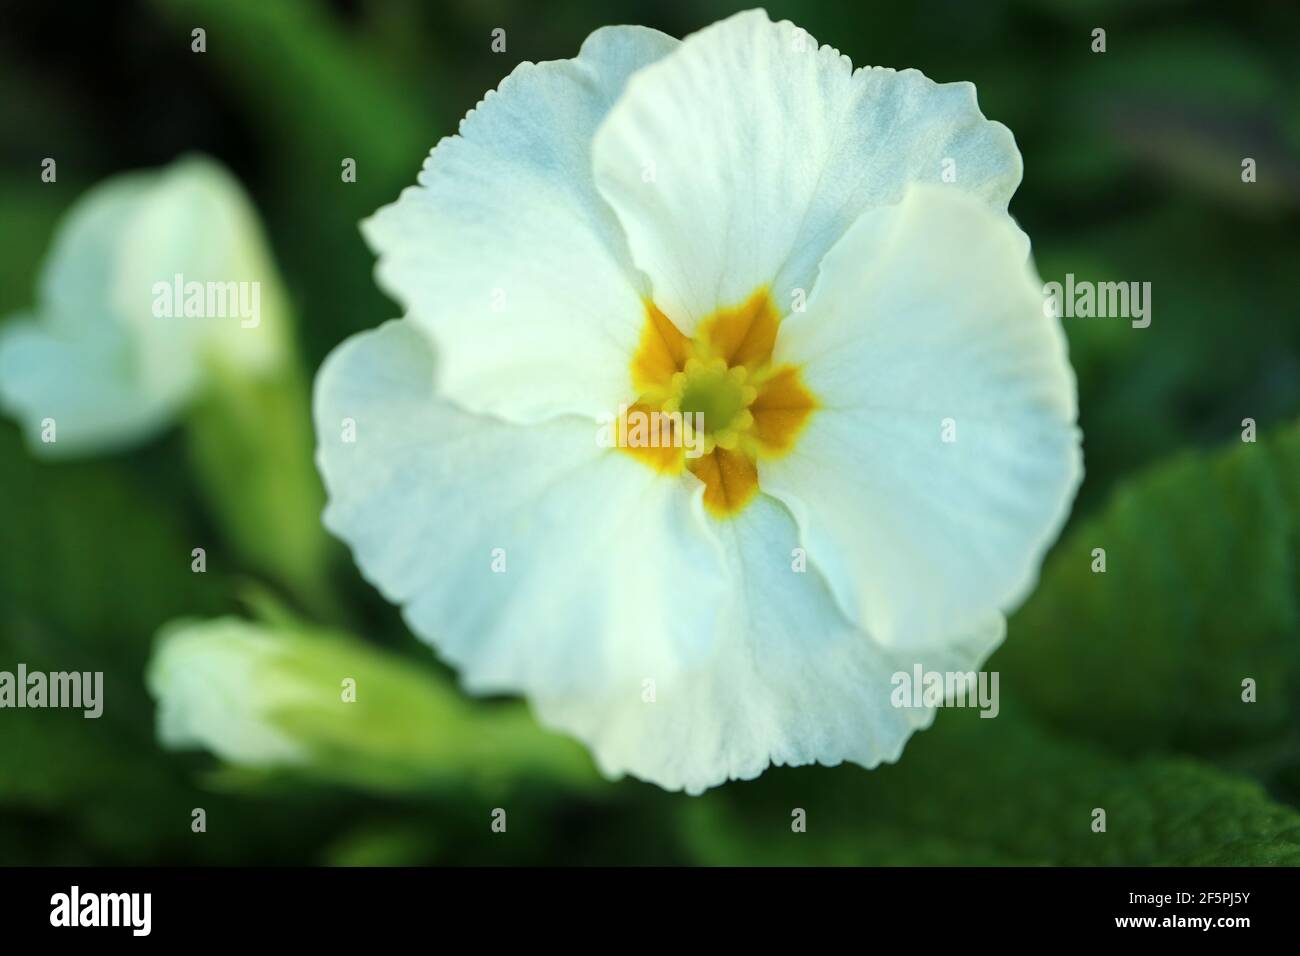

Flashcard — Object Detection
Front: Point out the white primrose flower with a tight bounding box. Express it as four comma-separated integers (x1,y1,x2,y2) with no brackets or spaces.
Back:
315,9,1082,793
0,155,288,457
149,617,313,768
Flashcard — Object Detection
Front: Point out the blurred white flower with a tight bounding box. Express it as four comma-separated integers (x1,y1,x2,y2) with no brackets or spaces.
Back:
315,9,1082,793
149,616,310,768
0,155,290,457
147,615,596,792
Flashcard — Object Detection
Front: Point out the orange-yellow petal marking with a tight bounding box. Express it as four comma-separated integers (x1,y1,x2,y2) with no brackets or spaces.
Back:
622,288,816,518
687,446,761,517
631,301,691,396
618,401,685,474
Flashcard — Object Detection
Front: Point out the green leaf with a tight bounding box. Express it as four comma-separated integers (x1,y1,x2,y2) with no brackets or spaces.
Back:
680,702,1300,866
999,422,1300,758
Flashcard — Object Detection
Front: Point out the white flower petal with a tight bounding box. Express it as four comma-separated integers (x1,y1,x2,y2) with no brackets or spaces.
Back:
314,319,728,701
763,184,1081,648
113,156,290,381
0,171,195,455
0,156,288,457
361,26,678,424
0,315,183,457
534,494,1006,794
591,9,1021,330
36,170,154,325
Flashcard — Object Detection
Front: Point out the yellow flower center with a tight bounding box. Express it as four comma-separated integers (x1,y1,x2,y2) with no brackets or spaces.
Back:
620,287,816,517
665,359,757,452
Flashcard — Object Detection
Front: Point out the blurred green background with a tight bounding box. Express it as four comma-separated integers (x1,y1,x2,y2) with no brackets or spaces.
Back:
2,0,1300,865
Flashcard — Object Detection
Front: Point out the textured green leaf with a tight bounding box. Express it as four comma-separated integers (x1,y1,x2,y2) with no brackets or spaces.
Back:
1000,422,1300,757
680,702,1300,866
